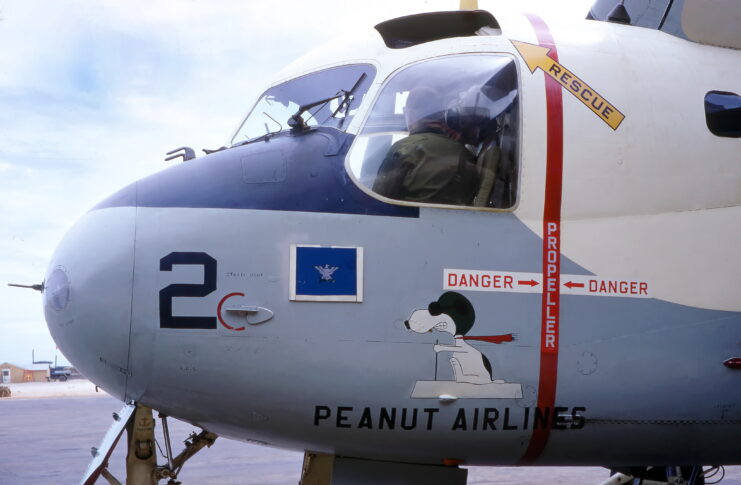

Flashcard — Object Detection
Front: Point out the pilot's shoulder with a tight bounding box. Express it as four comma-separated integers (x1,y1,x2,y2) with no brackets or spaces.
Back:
392,132,455,151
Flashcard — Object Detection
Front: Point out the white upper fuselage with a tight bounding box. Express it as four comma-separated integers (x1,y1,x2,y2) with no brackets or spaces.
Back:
268,10,741,312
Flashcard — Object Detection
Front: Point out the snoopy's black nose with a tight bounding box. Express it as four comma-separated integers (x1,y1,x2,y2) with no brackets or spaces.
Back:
404,320,410,329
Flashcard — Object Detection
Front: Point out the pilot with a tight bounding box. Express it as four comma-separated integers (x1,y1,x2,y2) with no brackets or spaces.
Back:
372,86,478,206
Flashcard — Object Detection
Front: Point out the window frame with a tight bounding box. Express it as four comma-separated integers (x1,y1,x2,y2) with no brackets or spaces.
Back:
345,52,523,213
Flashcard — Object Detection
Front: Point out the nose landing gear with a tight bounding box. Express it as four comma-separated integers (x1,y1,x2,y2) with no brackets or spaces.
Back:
82,403,217,485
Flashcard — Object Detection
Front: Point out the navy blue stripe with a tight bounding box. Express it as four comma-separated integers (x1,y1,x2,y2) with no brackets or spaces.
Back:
93,130,419,218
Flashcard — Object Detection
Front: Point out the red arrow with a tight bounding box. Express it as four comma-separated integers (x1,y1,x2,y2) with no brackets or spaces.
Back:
564,281,584,289
518,279,539,287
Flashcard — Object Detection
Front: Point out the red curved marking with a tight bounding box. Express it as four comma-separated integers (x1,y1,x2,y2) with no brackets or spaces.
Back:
519,13,564,465
217,292,246,331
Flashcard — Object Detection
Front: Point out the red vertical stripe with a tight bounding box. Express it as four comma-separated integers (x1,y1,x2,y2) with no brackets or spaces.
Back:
519,14,564,464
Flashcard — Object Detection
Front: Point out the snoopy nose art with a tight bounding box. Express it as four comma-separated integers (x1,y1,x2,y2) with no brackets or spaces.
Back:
404,320,410,329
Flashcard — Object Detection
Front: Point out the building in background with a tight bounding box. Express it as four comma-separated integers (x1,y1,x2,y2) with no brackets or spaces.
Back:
0,362,50,383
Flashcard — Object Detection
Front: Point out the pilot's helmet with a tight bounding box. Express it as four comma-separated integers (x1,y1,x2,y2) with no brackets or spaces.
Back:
445,86,493,145
445,80,517,145
404,86,446,133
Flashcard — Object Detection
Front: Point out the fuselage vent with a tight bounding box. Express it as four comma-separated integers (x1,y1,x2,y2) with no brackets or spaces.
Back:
375,10,500,49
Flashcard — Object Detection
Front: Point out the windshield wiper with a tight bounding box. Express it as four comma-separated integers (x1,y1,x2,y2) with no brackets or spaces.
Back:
230,112,285,149
232,131,275,148
287,94,344,131
287,72,369,132
262,111,283,134
331,72,367,123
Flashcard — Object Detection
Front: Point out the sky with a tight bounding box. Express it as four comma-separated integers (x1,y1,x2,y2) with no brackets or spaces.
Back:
0,0,595,367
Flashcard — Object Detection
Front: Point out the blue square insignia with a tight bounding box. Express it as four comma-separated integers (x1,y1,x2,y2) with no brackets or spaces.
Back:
290,245,363,302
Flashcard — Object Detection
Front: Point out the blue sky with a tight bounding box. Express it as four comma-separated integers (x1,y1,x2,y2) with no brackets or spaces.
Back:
0,0,593,367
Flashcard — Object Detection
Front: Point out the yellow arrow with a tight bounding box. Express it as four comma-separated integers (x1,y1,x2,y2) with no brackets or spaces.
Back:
511,40,625,131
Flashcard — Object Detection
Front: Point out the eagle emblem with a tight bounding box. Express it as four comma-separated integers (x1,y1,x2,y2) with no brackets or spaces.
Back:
315,264,339,282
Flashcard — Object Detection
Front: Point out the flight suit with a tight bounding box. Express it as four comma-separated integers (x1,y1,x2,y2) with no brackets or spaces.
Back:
373,132,478,206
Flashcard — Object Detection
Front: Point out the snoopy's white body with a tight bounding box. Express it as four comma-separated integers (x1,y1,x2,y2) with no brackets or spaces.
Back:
406,307,494,384
436,339,493,384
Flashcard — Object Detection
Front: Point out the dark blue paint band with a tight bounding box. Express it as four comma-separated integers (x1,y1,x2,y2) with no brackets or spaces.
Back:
93,130,419,219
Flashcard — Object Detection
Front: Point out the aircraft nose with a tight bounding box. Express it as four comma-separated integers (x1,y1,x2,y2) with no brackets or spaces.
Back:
43,207,136,400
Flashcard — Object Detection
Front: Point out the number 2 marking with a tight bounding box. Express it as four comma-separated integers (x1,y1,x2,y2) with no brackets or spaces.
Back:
159,252,217,329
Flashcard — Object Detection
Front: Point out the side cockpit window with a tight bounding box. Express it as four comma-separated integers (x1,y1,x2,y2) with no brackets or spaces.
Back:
705,91,741,138
348,55,519,209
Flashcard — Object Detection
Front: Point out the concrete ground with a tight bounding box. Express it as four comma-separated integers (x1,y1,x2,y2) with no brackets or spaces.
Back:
1,382,740,484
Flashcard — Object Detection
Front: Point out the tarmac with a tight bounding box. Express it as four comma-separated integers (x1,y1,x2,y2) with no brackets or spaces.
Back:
1,381,740,484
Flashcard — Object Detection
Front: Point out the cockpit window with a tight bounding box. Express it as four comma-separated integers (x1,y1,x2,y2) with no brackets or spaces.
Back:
348,55,519,209
705,91,741,138
231,64,376,146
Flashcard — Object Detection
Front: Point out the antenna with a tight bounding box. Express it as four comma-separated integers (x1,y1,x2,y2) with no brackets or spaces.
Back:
8,282,44,292
32,349,52,365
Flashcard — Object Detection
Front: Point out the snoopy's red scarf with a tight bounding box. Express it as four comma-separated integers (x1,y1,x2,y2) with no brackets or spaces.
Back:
456,334,514,344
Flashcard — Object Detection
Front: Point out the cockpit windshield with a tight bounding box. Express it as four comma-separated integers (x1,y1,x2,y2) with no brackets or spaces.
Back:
230,64,376,146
